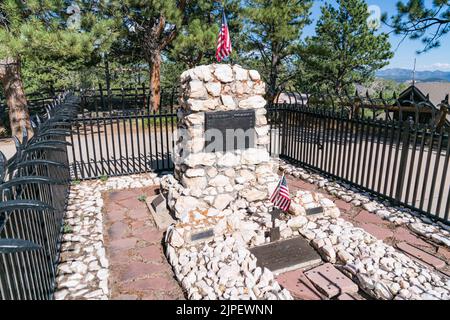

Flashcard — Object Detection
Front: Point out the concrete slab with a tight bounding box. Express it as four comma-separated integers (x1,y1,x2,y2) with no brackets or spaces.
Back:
250,237,322,275
396,242,446,270
304,263,359,298
145,194,175,230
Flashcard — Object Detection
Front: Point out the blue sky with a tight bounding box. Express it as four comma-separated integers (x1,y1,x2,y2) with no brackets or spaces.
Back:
302,0,450,71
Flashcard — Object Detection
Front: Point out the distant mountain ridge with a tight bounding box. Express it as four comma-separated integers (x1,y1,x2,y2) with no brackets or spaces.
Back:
376,68,450,83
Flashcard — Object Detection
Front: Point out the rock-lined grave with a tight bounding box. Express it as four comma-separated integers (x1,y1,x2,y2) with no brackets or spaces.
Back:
157,64,348,300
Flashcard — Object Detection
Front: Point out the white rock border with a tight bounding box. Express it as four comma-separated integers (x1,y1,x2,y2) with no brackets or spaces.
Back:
54,173,160,300
279,161,450,248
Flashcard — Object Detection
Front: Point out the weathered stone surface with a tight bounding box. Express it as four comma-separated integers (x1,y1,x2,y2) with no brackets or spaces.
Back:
188,80,208,99
241,148,270,165
239,188,267,202
205,82,222,97
214,64,233,83
221,95,236,109
233,65,249,81
239,96,266,109
249,70,261,81
213,194,234,210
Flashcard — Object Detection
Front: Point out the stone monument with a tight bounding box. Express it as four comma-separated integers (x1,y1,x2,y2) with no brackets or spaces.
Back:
168,64,279,221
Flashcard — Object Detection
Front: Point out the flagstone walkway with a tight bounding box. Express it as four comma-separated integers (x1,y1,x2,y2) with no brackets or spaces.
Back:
103,186,185,300
285,175,450,279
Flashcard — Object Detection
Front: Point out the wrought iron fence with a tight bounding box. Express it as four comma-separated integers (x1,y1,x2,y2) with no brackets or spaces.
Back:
0,93,76,299
269,89,450,224
69,85,177,180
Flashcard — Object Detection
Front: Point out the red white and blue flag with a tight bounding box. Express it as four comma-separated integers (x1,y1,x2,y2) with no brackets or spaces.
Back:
270,175,291,211
216,9,232,62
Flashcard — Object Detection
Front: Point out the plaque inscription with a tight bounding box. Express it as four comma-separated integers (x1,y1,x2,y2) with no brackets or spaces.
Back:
204,110,255,151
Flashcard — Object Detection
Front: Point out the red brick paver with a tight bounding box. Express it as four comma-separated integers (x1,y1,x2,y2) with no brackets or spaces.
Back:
354,210,390,225
335,200,352,212
304,263,359,298
396,242,446,270
103,187,184,300
357,223,393,241
337,293,362,300
276,269,324,300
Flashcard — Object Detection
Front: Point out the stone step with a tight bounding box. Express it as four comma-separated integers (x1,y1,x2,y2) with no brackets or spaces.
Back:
304,263,359,298
276,269,325,300
396,242,446,270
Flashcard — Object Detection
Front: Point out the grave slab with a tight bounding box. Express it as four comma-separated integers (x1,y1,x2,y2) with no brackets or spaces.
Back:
304,263,359,298
145,194,175,230
249,237,322,275
396,242,446,270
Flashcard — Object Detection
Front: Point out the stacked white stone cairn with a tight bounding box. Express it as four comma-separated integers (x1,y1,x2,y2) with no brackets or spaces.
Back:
55,173,160,300
163,64,293,299
172,64,279,221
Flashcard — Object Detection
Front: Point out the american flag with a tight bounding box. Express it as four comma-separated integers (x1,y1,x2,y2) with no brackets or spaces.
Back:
216,9,232,62
270,175,291,211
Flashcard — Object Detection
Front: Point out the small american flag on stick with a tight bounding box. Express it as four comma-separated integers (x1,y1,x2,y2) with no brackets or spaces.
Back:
270,175,291,211
216,9,232,62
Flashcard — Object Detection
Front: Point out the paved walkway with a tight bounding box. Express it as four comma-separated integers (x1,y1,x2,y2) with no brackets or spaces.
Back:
284,175,450,295
103,186,184,300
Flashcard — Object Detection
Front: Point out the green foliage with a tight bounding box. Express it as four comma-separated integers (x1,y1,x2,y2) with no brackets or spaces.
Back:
137,195,147,202
241,0,313,101
300,0,393,94
99,175,108,182
384,0,450,52
63,223,73,234
0,0,117,94
71,179,81,185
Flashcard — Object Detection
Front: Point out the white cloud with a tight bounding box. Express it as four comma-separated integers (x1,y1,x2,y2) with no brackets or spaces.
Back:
418,63,450,71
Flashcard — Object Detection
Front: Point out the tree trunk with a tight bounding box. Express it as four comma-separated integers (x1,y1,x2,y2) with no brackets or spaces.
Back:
0,58,31,141
149,51,162,112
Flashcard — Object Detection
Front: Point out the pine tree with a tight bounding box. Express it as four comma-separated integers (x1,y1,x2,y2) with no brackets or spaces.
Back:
301,0,393,94
384,0,450,52
242,0,313,102
105,0,242,110
0,0,113,139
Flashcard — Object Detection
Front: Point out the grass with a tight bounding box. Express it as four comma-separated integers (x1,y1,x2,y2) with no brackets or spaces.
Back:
137,195,147,202
71,179,81,185
141,115,177,127
100,175,109,182
63,223,73,234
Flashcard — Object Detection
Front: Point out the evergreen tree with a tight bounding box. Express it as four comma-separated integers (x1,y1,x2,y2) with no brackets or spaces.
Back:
300,0,393,94
384,0,450,52
242,0,313,102
0,0,113,139
103,1,242,110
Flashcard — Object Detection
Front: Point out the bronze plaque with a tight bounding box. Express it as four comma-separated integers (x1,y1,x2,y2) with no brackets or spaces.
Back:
191,229,214,242
204,110,255,151
306,206,324,216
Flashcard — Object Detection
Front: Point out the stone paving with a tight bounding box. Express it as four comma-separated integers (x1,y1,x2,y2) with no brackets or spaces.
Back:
55,166,450,300
277,173,450,300
104,187,184,300
286,174,450,267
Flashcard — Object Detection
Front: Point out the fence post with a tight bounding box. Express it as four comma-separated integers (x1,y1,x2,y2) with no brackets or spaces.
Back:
395,116,413,201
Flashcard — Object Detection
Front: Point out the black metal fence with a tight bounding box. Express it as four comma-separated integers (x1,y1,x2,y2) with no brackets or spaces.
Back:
66,85,450,223
69,85,177,179
271,91,450,224
0,93,76,299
